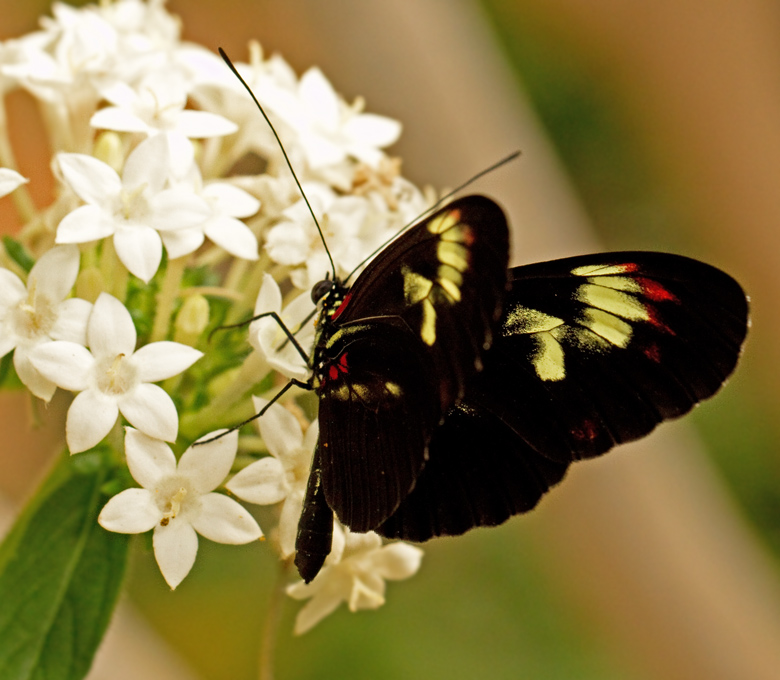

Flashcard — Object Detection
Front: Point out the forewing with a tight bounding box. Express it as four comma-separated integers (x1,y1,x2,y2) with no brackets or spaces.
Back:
335,195,510,408
316,322,441,532
473,251,749,462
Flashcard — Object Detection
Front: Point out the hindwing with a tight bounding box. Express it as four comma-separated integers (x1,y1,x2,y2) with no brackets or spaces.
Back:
378,251,749,541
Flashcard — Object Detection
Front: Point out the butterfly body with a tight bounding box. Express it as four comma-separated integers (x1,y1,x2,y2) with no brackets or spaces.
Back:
293,195,748,582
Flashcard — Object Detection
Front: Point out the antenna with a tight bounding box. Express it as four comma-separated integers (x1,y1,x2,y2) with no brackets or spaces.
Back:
344,151,520,283
218,47,337,280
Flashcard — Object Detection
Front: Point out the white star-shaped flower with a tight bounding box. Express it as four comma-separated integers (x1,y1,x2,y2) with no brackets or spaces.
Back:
266,182,388,291
248,274,315,381
98,428,262,589
30,292,203,453
287,529,423,634
55,134,211,282
0,245,91,401
261,66,401,169
226,397,318,557
160,142,260,261
91,70,238,139
2,3,118,101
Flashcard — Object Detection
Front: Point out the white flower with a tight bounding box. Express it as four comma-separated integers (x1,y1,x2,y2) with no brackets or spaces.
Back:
0,168,28,197
91,70,237,138
98,428,262,589
267,183,383,291
0,245,91,401
3,3,118,101
262,66,401,169
287,529,423,634
248,274,315,381
30,292,202,453
55,134,210,282
160,146,260,260
226,397,318,557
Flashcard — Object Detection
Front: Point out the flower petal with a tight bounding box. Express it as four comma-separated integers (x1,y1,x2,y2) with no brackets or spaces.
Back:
278,492,304,558
50,298,92,344
203,216,259,260
118,382,178,442
202,182,260,218
88,293,136,357
189,492,262,544
159,228,204,259
133,341,202,382
123,134,169,193
226,456,286,505
290,588,345,635
28,245,80,302
179,430,238,493
29,340,93,391
113,224,163,283
57,153,122,206
14,346,57,401
173,110,238,138
98,488,161,533
124,427,177,488
253,397,303,459
153,520,198,589
66,389,119,453
56,204,117,243
0,268,25,310
370,543,424,580
0,168,28,197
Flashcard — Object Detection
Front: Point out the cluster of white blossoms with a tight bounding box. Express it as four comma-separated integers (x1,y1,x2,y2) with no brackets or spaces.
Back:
0,0,423,634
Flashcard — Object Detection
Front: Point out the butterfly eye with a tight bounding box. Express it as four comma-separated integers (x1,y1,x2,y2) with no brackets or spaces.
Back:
311,278,334,304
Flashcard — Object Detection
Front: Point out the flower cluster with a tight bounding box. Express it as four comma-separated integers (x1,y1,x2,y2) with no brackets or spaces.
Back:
0,0,425,633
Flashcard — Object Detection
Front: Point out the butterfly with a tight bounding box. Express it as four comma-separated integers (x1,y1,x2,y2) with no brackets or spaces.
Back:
290,194,749,582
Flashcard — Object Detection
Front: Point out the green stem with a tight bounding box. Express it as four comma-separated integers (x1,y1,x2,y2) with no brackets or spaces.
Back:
100,239,128,301
259,559,291,680
150,256,186,343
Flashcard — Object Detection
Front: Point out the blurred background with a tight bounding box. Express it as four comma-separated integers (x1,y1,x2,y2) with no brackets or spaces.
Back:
2,0,780,678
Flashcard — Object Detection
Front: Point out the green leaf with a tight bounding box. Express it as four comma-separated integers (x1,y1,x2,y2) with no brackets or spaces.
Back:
2,236,35,273
0,453,130,680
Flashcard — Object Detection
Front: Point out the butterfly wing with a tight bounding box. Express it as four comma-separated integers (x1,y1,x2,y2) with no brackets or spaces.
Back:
379,251,749,541
332,195,510,408
312,196,511,534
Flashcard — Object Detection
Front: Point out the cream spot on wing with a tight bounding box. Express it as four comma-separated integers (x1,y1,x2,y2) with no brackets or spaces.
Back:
576,283,649,321
579,307,632,347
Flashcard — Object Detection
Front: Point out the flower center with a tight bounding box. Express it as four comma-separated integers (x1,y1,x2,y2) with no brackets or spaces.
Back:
119,183,149,220
9,281,57,341
160,486,187,526
95,353,138,395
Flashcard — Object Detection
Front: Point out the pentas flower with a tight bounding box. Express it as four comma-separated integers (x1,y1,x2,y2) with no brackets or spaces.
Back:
227,397,318,557
30,293,202,453
287,529,423,634
55,134,210,282
91,70,238,138
0,245,91,401
248,274,315,381
3,2,119,102
99,428,262,589
261,66,401,169
162,146,260,260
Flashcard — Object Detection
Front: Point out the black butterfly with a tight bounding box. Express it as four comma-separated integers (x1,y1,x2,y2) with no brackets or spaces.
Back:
291,195,749,582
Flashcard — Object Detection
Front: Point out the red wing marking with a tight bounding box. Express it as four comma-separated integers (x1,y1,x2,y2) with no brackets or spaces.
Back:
331,292,353,321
